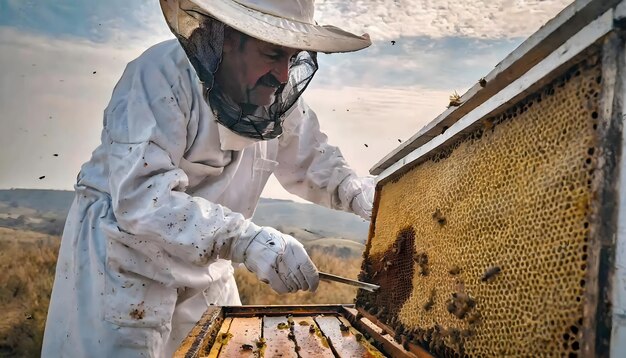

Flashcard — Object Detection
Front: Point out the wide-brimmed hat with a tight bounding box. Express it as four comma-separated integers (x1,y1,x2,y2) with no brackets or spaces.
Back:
160,0,372,53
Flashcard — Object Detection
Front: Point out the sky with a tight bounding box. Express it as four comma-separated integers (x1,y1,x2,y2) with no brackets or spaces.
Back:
0,0,572,202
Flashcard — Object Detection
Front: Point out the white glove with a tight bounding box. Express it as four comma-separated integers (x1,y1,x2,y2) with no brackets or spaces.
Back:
350,176,375,221
232,225,319,294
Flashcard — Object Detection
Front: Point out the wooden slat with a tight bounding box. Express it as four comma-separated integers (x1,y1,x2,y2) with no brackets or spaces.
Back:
218,317,262,357
352,308,434,358
315,315,382,358
204,317,233,358
337,316,387,357
223,304,345,317
175,306,223,358
292,316,335,358
262,316,298,358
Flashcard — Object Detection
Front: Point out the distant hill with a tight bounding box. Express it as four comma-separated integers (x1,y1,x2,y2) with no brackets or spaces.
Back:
0,189,74,214
0,189,369,243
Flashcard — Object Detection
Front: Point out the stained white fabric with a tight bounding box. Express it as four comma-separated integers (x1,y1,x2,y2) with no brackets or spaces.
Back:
42,39,371,358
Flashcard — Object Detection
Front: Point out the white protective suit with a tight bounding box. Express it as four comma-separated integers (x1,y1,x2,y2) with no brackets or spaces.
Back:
42,39,373,357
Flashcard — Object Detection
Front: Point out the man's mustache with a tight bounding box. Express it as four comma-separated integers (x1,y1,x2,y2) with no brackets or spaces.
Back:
257,73,283,88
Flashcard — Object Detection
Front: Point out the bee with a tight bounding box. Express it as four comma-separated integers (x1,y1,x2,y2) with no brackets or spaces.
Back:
413,252,429,276
448,91,463,107
447,291,476,319
461,329,474,338
479,77,487,87
339,322,350,332
432,209,447,226
448,328,461,345
448,265,462,275
402,339,411,351
481,118,495,131
241,344,254,351
466,311,481,325
255,338,266,348
309,325,316,334
423,288,436,311
388,315,397,326
391,244,400,255
395,324,406,337
481,266,502,282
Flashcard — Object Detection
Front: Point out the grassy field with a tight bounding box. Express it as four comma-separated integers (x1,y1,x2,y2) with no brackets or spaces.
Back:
0,227,59,358
0,227,363,357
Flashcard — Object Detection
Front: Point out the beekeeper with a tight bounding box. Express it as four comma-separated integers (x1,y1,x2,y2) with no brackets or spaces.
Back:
42,0,373,356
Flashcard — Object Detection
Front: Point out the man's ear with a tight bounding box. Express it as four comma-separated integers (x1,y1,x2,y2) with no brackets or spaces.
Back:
222,30,235,54
223,27,243,54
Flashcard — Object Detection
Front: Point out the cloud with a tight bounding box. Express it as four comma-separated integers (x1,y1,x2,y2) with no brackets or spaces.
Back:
2,0,573,43
0,0,578,203
315,36,520,90
0,27,164,190
0,0,169,44
315,0,573,40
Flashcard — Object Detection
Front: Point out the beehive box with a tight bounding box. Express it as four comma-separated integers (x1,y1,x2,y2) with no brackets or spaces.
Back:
357,0,626,357
174,305,433,357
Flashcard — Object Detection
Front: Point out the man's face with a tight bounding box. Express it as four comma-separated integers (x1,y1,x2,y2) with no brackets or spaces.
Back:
216,31,300,106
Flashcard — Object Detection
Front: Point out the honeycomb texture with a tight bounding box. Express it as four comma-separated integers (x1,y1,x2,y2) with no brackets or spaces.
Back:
361,54,602,357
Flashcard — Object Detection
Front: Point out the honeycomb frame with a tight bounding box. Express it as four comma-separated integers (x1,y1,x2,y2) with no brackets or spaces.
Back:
357,38,622,357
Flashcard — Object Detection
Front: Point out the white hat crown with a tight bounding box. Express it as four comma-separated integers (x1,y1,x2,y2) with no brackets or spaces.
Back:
234,0,315,24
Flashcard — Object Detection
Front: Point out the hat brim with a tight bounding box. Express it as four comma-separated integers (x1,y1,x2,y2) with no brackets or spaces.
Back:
178,0,372,53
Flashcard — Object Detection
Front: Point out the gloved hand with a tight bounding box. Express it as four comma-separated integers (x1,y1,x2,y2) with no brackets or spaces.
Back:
350,176,375,221
232,225,319,294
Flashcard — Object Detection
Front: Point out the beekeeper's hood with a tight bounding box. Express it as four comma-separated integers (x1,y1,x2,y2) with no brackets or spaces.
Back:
159,0,371,142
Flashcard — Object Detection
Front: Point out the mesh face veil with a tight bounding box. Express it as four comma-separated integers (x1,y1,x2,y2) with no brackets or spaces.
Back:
169,9,318,140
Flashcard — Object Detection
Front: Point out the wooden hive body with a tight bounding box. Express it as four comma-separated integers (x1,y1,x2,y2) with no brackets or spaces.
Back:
360,0,626,356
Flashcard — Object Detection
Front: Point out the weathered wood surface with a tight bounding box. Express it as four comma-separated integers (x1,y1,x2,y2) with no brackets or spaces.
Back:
205,317,233,358
315,315,382,357
262,316,298,358
217,317,262,357
174,306,223,358
291,316,335,358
